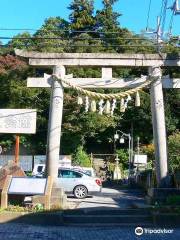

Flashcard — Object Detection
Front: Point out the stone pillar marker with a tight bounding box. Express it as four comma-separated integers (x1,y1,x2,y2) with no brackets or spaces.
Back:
46,65,65,179
149,66,168,187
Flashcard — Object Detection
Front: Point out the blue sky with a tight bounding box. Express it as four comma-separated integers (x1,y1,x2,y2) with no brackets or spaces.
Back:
0,0,179,43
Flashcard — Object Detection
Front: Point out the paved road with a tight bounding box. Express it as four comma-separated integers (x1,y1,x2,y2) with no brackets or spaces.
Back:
0,223,179,240
68,187,147,209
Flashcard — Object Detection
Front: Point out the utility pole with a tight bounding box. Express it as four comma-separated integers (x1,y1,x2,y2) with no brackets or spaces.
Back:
156,16,162,52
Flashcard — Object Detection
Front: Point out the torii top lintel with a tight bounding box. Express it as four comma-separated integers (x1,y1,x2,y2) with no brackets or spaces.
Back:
15,49,180,67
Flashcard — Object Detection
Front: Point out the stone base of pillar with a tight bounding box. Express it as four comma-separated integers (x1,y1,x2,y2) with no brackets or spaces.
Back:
146,187,180,204
50,183,68,210
31,183,68,210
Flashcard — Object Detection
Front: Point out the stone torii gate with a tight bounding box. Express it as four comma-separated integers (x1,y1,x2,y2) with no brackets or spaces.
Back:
15,50,180,187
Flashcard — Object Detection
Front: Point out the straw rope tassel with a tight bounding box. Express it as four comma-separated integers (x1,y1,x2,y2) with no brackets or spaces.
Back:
127,95,132,101
85,96,89,112
120,98,125,112
135,91,141,107
111,99,116,116
99,99,104,115
91,99,97,112
104,100,111,114
77,96,83,105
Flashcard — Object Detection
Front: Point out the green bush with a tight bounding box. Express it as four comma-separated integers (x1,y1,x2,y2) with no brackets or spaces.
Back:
72,146,91,167
116,149,129,169
168,131,180,171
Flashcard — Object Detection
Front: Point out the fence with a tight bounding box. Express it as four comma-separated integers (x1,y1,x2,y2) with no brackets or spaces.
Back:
0,155,32,172
0,155,72,172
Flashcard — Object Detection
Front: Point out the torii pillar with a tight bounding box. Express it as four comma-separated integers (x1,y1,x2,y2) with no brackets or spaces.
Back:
46,65,65,178
149,66,168,187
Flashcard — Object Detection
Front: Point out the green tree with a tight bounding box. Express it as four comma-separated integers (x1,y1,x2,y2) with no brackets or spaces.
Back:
0,55,50,154
33,17,69,52
68,0,95,32
9,32,34,50
96,0,121,32
68,0,104,53
95,0,134,53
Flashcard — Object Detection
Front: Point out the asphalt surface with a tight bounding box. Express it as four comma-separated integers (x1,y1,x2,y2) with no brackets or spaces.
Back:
67,187,147,209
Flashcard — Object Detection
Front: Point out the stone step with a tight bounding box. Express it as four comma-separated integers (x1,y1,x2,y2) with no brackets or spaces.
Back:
64,208,151,215
63,214,152,224
63,222,154,227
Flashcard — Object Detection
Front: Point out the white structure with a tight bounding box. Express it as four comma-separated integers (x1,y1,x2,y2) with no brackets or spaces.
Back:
134,155,147,165
113,155,121,180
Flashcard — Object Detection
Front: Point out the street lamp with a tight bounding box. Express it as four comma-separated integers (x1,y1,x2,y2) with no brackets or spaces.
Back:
114,130,132,181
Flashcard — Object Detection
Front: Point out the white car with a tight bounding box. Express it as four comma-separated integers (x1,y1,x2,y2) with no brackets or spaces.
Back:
56,168,102,199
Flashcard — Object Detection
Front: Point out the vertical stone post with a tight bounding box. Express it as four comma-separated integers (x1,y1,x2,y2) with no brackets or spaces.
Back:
149,66,168,187
46,65,65,178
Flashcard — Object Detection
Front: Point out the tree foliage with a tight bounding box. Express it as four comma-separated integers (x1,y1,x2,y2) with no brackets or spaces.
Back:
68,0,95,32
168,131,180,171
0,0,179,163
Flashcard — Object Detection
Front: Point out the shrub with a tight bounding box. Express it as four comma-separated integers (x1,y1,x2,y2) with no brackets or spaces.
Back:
168,131,180,171
72,146,91,167
116,149,129,169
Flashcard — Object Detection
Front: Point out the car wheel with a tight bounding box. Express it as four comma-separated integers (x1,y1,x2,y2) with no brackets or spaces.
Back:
73,185,88,199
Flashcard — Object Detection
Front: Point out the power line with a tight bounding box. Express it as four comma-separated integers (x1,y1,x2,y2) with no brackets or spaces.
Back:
146,0,152,30
0,27,178,42
159,0,168,37
0,42,164,48
1,35,178,43
0,28,174,37
0,36,154,40
0,28,144,34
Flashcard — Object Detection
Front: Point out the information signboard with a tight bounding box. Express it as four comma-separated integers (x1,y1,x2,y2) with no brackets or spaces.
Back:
0,109,37,134
8,177,47,195
134,154,147,165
